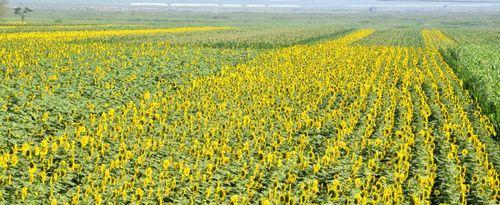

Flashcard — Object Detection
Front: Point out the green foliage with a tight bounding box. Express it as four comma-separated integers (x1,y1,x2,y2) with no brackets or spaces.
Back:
443,29,500,134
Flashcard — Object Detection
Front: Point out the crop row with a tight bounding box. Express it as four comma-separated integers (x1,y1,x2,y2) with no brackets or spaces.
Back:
0,26,231,42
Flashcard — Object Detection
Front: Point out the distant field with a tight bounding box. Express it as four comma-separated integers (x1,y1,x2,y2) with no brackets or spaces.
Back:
1,9,500,28
0,11,498,204
355,29,424,47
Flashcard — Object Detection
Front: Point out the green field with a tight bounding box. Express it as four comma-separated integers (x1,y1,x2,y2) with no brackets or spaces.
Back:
442,29,500,133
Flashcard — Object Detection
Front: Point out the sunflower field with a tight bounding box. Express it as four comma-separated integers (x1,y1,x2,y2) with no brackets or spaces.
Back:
0,25,498,204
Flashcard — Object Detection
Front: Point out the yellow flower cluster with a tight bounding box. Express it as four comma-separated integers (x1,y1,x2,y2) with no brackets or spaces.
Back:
0,26,231,42
422,29,456,49
0,28,498,204
0,26,19,29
